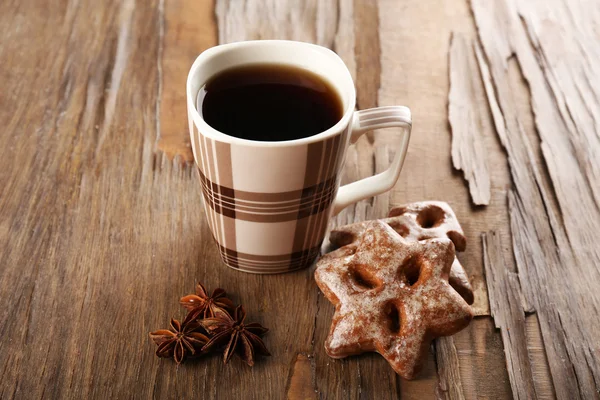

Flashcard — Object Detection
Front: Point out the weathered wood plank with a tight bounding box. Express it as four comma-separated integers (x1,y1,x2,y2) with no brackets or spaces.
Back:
482,230,536,399
287,354,317,400
472,0,600,397
452,318,513,399
157,1,321,398
216,0,338,47
448,34,490,205
0,0,540,398
377,1,518,398
526,314,557,399
0,0,172,397
353,0,380,112
435,337,465,400
377,0,505,319
0,0,316,398
213,2,389,399
158,0,216,161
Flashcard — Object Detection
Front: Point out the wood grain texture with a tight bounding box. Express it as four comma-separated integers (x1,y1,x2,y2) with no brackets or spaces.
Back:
526,314,557,400
215,0,338,47
213,0,504,398
453,317,513,399
435,337,465,400
0,0,317,398
158,0,216,161
448,34,490,205
287,354,317,400
376,1,517,397
0,0,569,398
472,0,600,397
379,1,524,399
377,0,511,319
328,1,414,396
482,231,536,399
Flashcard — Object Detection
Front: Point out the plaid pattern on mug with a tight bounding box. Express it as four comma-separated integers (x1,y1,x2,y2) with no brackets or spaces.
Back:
191,123,348,273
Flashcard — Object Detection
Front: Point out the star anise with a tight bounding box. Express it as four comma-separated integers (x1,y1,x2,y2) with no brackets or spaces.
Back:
180,282,235,323
200,305,270,366
149,318,209,364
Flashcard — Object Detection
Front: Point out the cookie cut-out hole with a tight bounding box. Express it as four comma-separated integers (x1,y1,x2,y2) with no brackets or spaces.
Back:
348,264,380,290
401,256,422,286
416,205,445,228
388,206,407,217
388,221,409,238
384,302,402,334
447,230,466,252
330,231,356,247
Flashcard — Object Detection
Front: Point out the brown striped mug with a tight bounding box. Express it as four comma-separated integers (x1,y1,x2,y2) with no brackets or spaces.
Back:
187,40,411,274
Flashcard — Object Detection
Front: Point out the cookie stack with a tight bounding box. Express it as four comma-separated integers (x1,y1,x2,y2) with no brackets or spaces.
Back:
315,201,474,379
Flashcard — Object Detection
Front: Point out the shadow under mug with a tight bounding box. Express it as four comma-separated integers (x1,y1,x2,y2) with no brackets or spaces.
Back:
187,40,412,274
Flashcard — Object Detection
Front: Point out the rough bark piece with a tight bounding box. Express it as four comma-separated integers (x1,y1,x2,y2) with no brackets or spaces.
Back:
448,34,491,205
482,231,536,399
472,0,600,397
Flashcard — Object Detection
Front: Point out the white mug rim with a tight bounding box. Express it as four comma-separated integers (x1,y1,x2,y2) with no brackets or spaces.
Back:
186,40,357,148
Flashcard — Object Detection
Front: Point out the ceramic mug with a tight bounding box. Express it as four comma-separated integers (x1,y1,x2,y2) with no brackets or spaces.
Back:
187,40,411,274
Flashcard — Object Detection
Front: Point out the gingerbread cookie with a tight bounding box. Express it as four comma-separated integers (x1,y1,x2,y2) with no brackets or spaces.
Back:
315,221,473,379
329,201,473,304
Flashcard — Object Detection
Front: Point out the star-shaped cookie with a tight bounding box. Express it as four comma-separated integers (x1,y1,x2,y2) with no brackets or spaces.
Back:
329,201,474,304
315,221,473,379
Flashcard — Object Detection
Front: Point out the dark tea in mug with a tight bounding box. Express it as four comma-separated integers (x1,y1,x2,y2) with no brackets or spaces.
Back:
198,64,344,142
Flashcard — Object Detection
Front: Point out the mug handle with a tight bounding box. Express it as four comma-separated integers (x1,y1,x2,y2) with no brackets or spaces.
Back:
332,106,412,216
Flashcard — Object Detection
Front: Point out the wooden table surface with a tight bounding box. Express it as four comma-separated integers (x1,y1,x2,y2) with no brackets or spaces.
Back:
2,0,599,399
